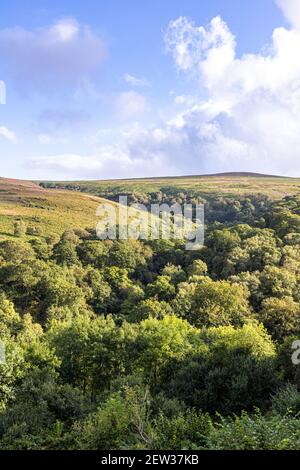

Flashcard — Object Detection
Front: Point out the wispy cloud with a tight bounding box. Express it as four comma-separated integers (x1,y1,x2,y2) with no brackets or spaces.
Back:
0,18,106,92
0,126,16,142
115,91,149,120
123,73,151,88
38,108,90,130
38,134,69,145
27,147,175,179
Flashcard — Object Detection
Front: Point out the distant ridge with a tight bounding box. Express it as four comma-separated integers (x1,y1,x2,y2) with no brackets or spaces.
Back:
1,172,300,205
38,172,290,184
0,176,45,192
0,172,291,185
86,171,289,183
190,172,284,178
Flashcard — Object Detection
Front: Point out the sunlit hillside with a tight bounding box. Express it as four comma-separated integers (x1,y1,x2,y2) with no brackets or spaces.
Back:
0,177,108,239
39,173,300,199
0,177,164,241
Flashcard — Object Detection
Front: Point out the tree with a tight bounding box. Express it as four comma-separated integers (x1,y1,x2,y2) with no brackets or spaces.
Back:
29,238,51,260
82,267,112,314
0,259,49,312
152,410,212,450
167,322,277,414
202,229,240,277
226,229,281,274
27,226,43,237
207,411,300,450
0,338,25,410
229,271,262,310
187,259,208,277
13,220,26,238
272,383,300,416
75,385,153,450
173,276,251,328
77,240,109,268
48,315,130,392
0,370,90,449
150,239,185,272
40,267,86,312
146,275,176,302
132,315,202,387
259,266,297,300
0,291,21,338
259,296,300,340
107,240,152,273
161,264,186,284
53,239,79,266
0,240,34,264
129,298,174,322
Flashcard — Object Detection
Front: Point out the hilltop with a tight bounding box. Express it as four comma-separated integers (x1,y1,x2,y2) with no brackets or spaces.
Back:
39,172,300,199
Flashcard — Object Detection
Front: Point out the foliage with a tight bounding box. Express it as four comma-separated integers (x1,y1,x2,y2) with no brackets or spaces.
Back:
1,176,300,449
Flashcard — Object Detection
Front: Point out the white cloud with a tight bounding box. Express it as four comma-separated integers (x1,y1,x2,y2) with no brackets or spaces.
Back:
29,154,103,173
38,134,52,145
38,134,68,145
165,15,235,79
276,0,300,29
0,126,16,142
158,2,300,176
123,73,151,87
50,18,79,41
115,91,149,120
174,95,197,106
28,147,175,179
25,1,300,178
0,18,106,91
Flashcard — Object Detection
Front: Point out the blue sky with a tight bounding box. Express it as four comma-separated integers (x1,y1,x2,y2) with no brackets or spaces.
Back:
0,0,298,179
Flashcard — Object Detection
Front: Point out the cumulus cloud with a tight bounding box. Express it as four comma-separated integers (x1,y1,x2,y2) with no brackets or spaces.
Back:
276,0,300,29
115,91,149,120
0,126,16,142
123,73,151,87
26,1,300,178
160,1,300,176
28,146,176,179
0,18,106,91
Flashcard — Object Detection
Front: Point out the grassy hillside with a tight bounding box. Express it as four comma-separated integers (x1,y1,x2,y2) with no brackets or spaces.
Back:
0,177,110,240
2,173,298,241
2,173,300,241
0,177,162,241
39,172,300,199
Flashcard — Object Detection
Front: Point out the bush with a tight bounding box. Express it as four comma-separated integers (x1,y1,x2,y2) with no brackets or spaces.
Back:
27,226,43,236
272,383,300,416
152,410,212,450
207,411,300,450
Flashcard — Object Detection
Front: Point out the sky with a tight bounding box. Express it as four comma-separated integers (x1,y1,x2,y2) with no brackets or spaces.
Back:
0,0,300,180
